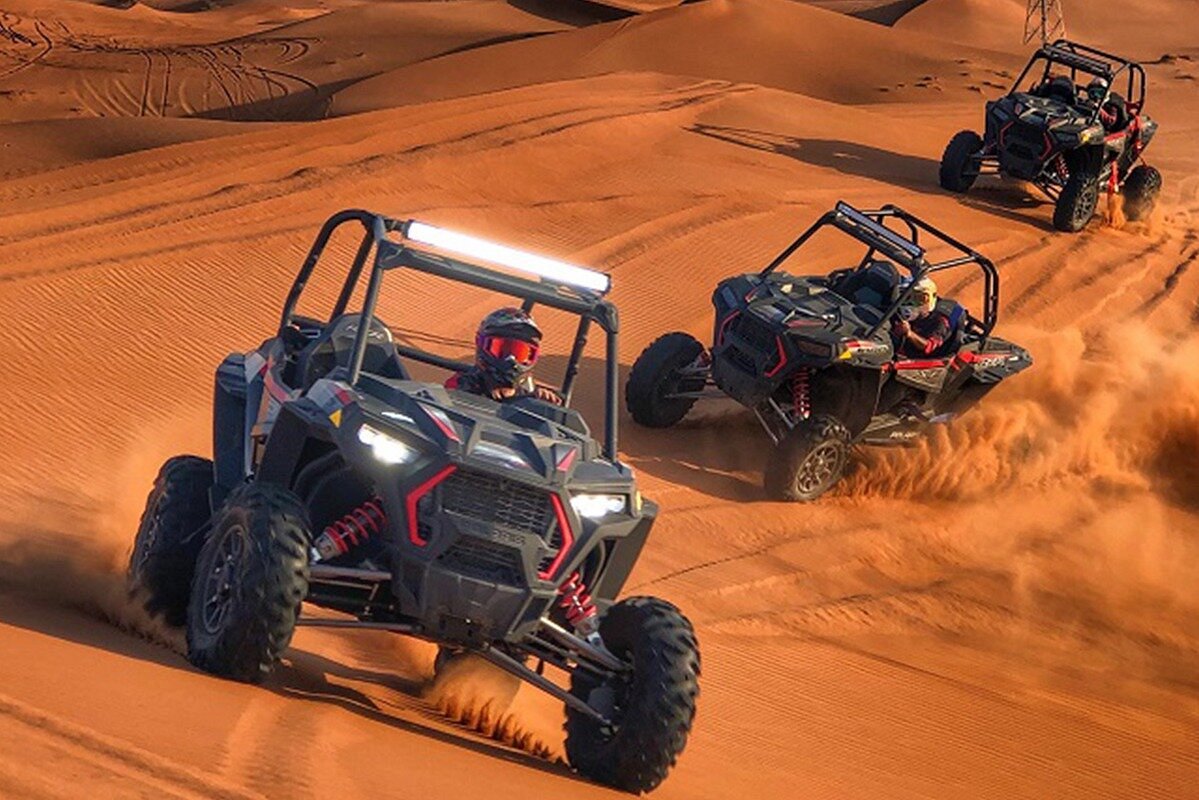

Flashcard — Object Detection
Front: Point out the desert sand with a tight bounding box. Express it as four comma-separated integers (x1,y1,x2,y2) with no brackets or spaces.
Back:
0,0,1196,798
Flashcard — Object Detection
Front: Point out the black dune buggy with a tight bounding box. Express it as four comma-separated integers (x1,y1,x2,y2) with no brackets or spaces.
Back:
128,211,699,794
626,201,1032,501
940,39,1161,232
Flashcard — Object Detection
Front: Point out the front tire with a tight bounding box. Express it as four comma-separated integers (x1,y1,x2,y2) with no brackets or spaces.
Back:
1053,162,1101,232
939,130,983,193
565,597,700,794
128,456,213,626
626,332,707,428
763,415,851,502
1122,164,1162,221
186,483,311,684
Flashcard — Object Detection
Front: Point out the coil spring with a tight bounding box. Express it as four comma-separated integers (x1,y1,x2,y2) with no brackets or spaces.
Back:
1054,155,1069,182
314,497,386,560
792,367,812,420
558,572,597,630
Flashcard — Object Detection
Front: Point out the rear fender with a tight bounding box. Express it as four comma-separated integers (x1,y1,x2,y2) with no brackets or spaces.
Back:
809,365,883,439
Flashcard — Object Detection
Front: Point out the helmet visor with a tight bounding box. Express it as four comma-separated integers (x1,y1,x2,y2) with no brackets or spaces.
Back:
481,335,539,365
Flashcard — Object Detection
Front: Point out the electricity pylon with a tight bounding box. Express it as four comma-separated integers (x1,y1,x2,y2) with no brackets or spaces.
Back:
1024,0,1067,45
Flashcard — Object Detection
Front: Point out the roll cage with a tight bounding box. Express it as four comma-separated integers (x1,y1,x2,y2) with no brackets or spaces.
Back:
759,201,999,342
1011,39,1147,122
278,209,622,459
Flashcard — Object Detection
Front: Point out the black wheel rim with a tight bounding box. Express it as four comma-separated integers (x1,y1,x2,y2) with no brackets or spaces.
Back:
1076,182,1099,227
794,441,845,496
201,524,245,635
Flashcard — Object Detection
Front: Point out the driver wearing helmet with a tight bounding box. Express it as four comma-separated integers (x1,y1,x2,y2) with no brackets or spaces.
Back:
445,307,562,404
891,276,950,358
1087,77,1126,131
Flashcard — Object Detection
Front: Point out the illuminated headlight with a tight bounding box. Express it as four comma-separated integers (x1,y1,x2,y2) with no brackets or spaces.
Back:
358,424,418,465
570,493,627,520
406,221,611,294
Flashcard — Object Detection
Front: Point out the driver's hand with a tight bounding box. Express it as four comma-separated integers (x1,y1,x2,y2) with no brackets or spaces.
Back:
893,319,911,337
534,385,564,405
489,386,517,401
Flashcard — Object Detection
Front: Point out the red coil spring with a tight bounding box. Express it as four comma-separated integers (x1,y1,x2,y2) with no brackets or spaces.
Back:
792,367,812,420
558,572,597,629
316,497,386,558
1054,155,1069,182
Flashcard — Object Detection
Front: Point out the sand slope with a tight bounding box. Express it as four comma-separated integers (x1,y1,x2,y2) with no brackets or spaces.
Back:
0,1,1197,798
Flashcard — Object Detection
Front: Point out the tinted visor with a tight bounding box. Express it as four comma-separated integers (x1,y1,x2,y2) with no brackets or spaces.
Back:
481,335,539,364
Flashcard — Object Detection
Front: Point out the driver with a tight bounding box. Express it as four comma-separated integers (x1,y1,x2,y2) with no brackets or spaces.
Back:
891,277,950,358
445,307,563,404
1087,77,1127,131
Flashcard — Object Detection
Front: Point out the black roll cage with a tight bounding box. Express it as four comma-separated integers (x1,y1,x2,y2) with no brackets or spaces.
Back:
1011,39,1147,123
278,209,622,459
759,201,999,341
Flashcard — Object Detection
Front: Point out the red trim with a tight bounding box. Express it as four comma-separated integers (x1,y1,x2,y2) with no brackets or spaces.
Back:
956,350,1011,364
444,374,460,390
894,358,947,370
763,335,788,378
716,311,741,345
539,494,575,580
332,385,352,405
556,447,578,473
406,465,456,546
420,404,460,442
264,371,290,402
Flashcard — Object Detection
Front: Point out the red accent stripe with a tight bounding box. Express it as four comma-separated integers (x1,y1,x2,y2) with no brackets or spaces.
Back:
421,405,460,443
539,494,575,580
406,465,456,546
264,372,289,402
556,448,578,473
716,311,741,345
763,336,788,378
956,350,1011,364
894,359,947,370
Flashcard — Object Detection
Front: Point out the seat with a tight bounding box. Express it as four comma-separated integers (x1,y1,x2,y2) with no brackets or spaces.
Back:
929,299,968,358
831,259,901,311
296,313,408,390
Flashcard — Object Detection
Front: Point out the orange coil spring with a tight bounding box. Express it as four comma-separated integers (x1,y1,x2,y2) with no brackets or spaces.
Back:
558,572,597,629
792,367,812,420
321,497,386,556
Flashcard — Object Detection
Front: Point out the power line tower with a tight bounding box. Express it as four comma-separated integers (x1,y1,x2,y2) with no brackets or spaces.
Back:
1024,0,1067,45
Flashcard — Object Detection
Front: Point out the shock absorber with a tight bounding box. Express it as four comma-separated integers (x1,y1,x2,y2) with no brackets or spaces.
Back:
558,571,599,640
1054,154,1069,183
311,497,387,562
791,367,812,421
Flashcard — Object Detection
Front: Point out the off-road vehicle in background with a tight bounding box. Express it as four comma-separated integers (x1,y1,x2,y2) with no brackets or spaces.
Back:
626,201,1032,501
128,211,699,794
940,39,1161,232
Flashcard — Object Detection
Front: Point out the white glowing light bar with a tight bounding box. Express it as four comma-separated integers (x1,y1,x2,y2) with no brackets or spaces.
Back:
406,221,611,294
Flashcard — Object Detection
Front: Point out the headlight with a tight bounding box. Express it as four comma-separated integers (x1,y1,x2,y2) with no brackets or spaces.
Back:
570,493,627,520
358,424,418,465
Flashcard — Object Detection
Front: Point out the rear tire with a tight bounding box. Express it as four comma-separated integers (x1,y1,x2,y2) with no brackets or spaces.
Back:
626,332,707,428
939,130,983,193
565,597,700,794
1122,164,1162,221
128,456,213,627
764,415,851,502
186,483,311,684
1053,162,1101,232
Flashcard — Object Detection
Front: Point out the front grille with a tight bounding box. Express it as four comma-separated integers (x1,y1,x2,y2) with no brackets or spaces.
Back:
1005,121,1045,159
438,536,524,586
441,468,554,536
425,467,564,578
732,313,777,352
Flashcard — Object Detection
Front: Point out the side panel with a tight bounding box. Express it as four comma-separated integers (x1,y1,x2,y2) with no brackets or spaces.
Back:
213,353,248,507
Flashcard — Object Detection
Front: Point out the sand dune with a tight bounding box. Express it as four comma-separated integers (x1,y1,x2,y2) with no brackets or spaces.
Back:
0,0,1196,798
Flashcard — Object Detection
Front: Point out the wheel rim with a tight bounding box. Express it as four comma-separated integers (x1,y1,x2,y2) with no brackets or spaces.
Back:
1075,181,1099,227
794,441,845,496
201,524,245,634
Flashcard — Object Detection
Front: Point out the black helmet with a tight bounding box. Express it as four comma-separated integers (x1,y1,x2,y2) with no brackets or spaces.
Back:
475,307,543,387
1086,77,1110,103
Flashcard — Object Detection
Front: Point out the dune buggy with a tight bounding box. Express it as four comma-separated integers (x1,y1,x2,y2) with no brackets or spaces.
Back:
626,201,1032,501
940,39,1161,232
128,211,699,794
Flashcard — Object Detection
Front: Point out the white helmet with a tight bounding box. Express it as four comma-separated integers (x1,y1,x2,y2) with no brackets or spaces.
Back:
900,276,937,316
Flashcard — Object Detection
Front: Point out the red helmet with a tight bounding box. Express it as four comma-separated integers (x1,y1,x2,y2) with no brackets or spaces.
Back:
476,307,542,387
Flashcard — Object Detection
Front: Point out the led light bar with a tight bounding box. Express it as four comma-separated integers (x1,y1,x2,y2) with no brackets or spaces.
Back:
406,221,611,295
